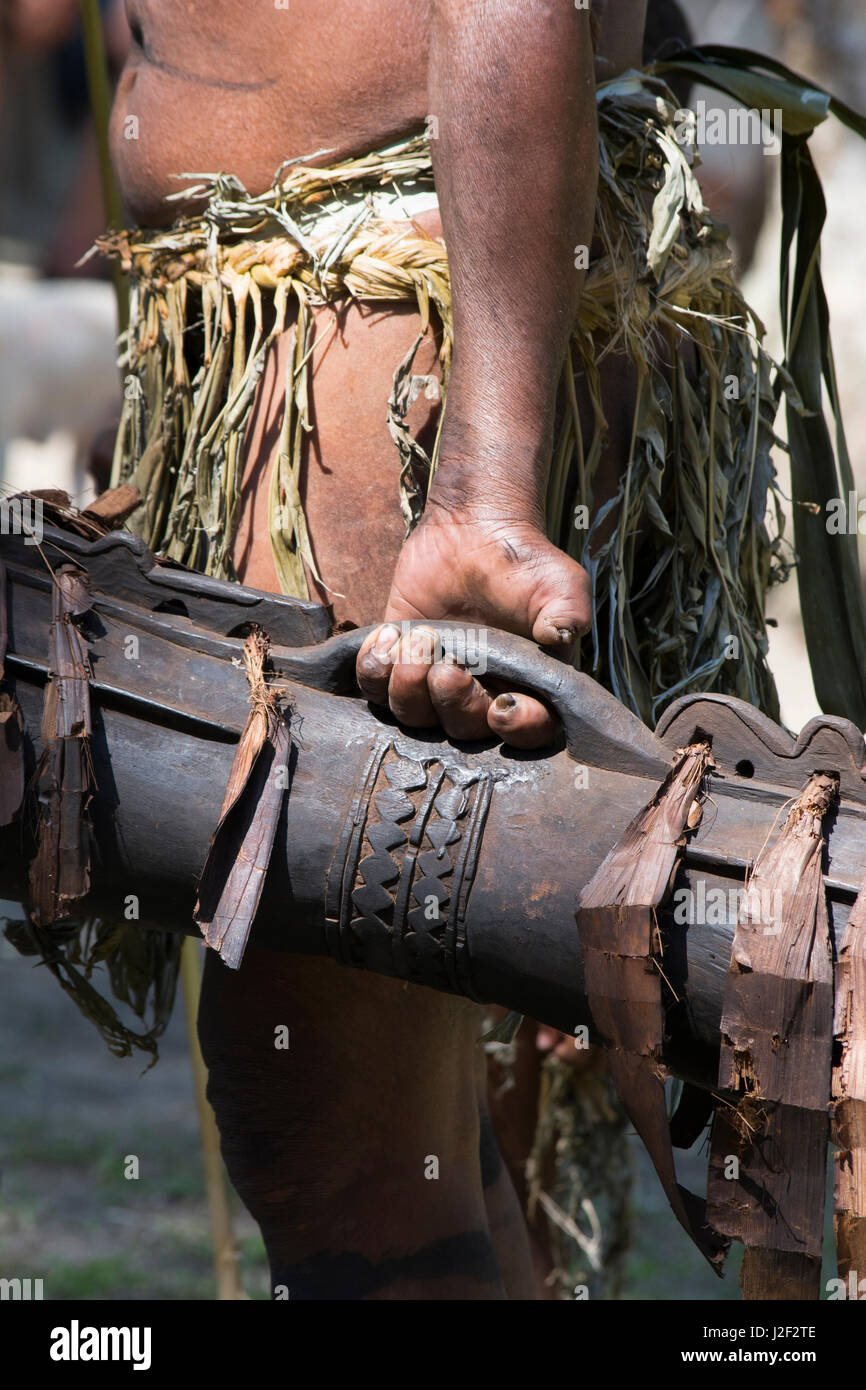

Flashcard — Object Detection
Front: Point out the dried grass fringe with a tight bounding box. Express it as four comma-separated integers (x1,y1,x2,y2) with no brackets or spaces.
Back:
102,73,787,727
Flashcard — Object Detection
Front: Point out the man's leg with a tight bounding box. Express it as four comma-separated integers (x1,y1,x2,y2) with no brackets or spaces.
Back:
474,1048,537,1299
200,277,537,1298
199,951,505,1300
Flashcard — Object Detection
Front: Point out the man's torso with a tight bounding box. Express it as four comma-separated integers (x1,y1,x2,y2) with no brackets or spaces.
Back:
110,0,647,225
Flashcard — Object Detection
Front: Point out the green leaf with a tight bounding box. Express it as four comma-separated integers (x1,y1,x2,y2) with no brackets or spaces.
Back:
777,136,866,726
651,52,829,136
672,45,866,141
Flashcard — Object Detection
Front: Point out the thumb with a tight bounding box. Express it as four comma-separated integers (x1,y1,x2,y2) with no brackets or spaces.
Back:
529,552,592,657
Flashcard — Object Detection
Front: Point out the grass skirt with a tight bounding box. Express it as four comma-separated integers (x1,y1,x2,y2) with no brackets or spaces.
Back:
102,72,788,727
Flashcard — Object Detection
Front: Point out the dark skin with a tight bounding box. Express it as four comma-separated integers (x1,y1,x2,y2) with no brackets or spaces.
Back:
356,0,593,746
358,0,646,744
112,0,648,1298
112,0,646,745
359,0,596,743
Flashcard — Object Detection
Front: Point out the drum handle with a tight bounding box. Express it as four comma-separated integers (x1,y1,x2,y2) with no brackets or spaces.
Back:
272,619,670,780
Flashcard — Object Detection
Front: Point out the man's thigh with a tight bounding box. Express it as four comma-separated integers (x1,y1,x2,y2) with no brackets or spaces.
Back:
209,294,502,1295
232,293,442,625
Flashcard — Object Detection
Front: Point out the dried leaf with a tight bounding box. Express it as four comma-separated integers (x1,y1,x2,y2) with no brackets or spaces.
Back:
832,887,866,1281
28,565,94,925
194,629,293,969
577,742,726,1271
708,772,838,1300
82,483,143,528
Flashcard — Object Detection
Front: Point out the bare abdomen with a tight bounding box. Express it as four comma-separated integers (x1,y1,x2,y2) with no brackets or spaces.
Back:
110,0,430,225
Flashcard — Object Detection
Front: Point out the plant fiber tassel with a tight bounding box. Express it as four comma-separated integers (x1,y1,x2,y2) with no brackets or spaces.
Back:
194,628,293,969
708,771,838,1300
832,883,866,1287
577,741,728,1272
28,566,94,924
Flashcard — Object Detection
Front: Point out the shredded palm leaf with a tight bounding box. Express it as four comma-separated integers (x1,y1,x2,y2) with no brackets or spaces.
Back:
651,45,866,727
105,57,862,728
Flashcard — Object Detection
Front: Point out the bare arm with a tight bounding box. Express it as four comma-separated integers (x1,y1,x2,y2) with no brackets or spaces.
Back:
427,0,598,524
358,0,602,746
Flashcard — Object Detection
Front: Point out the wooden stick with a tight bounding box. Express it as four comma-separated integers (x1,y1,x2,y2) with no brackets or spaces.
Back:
180,937,245,1300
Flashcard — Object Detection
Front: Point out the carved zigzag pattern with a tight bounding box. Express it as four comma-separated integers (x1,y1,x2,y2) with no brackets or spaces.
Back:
352,756,425,930
349,753,475,977
405,782,469,972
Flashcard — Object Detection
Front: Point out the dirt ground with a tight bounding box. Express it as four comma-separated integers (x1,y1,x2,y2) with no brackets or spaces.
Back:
0,924,736,1301
0,926,269,1300
0,919,838,1301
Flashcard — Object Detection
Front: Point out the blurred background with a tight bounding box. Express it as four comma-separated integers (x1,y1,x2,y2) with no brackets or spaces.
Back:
1,0,864,1299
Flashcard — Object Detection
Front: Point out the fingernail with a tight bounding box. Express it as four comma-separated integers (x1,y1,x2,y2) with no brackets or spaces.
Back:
493,693,517,713
550,623,575,644
408,628,436,662
373,624,400,654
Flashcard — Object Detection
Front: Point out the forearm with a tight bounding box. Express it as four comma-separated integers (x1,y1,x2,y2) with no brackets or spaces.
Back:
428,0,598,521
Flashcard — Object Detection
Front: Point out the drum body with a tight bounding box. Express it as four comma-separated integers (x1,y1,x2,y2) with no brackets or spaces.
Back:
3,522,865,1078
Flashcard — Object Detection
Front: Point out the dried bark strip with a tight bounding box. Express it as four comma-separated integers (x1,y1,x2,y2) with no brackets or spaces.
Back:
28,566,94,923
194,628,293,969
832,885,866,1281
577,741,727,1271
4,485,141,547
708,771,838,1301
0,556,24,824
82,484,143,529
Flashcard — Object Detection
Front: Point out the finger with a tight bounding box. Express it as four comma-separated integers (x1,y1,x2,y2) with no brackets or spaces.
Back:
486,690,559,749
387,625,440,727
427,658,493,742
530,562,593,659
356,623,402,705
